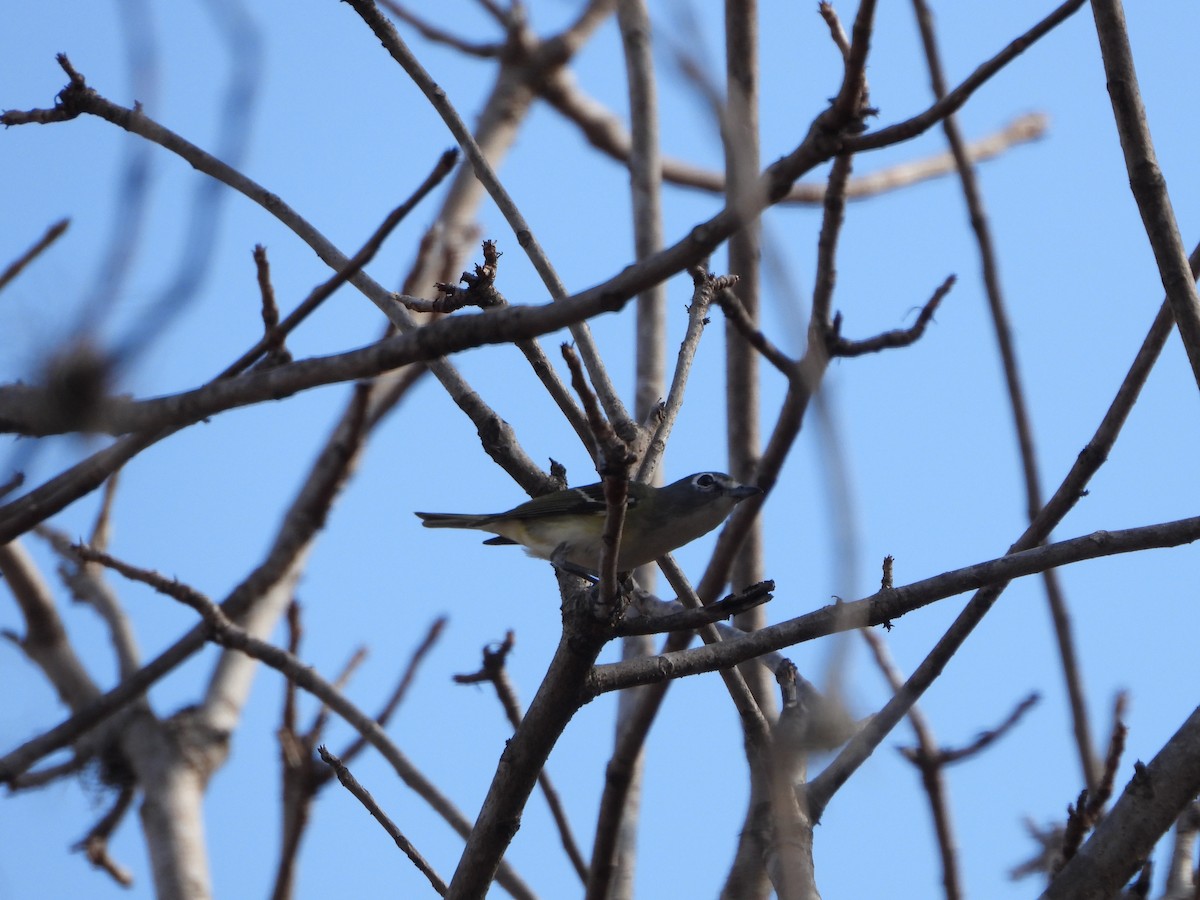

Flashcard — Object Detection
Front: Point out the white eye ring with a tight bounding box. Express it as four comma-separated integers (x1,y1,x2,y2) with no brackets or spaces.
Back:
695,473,717,489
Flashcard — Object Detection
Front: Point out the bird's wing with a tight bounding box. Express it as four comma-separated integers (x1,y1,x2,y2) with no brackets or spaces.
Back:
499,484,607,519
497,481,643,520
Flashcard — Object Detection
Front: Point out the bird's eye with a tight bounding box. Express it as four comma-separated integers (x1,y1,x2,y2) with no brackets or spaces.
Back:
696,473,716,489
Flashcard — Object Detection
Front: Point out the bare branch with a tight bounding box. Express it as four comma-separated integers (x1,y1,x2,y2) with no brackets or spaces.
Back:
636,267,731,482
614,581,774,636
453,634,591,883
319,746,448,897
1090,0,1200,391
67,544,536,900
378,0,502,57
1045,703,1200,899
844,1,1088,153
540,65,1048,202
863,629,963,900
910,0,1100,794
0,218,69,294
331,616,448,773
72,786,136,887
712,285,794,375
589,513,1200,697
828,274,954,358
342,0,637,440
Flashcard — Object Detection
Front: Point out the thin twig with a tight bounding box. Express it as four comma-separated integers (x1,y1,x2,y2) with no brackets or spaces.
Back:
36,523,140,677
562,343,635,610
69,544,536,900
378,0,501,56
330,616,447,774
811,153,853,335
72,785,136,887
343,0,637,440
636,268,733,483
220,148,459,379
319,746,448,896
819,2,851,57
588,512,1200,697
453,634,591,883
828,274,954,357
712,285,794,375
862,629,963,900
615,581,774,636
0,219,70,294
251,246,291,369
930,693,1040,766
845,1,1088,153
910,0,1099,794
1090,0,1200,390
539,65,1048,202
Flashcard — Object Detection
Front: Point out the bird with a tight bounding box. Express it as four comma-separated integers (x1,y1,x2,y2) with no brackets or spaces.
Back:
415,471,761,573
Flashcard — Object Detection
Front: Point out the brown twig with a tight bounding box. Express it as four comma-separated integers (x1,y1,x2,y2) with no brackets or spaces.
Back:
636,267,734,483
1085,691,1129,819
614,581,774,636
927,692,1041,767
828,274,955,357
819,2,851,57
0,219,70,294
845,0,1088,153
378,0,502,57
1090,0,1200,390
909,0,1099,794
562,343,635,609
712,285,793,375
1055,691,1130,870
36,522,140,678
72,785,136,887
220,148,459,380
273,602,311,900
344,0,637,440
331,616,447,774
862,628,963,900
539,64,1049,202
453,633,590,882
588,513,1200,696
811,153,854,336
251,246,292,369
68,544,535,899
319,746,448,896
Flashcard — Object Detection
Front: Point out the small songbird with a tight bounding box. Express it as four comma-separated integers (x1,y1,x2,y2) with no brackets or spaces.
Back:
415,471,761,573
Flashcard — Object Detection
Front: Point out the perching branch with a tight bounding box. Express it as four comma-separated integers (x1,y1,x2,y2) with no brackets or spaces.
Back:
588,513,1200,697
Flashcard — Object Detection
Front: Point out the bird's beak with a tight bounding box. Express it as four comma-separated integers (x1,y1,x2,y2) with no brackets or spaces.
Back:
730,484,762,501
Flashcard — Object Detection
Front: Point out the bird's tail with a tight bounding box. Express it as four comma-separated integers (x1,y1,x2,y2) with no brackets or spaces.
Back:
414,511,492,529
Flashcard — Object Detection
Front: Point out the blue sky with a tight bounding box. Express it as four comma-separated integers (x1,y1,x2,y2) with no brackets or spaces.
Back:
3,1,1200,898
